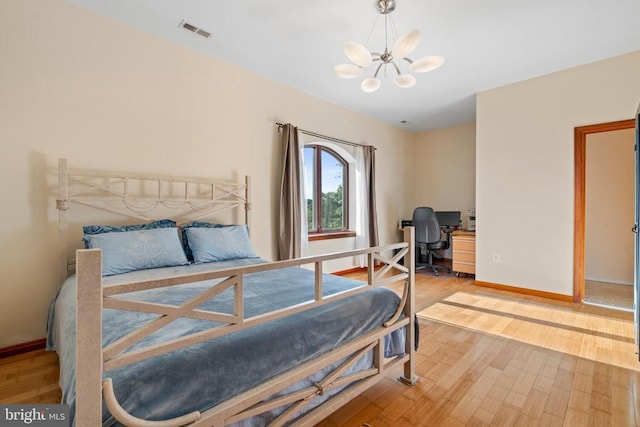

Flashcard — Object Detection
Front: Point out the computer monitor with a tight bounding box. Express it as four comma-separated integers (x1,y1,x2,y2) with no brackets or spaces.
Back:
435,211,461,228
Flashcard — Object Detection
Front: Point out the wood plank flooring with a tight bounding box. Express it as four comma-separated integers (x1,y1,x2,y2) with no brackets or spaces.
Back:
1,268,638,426
584,280,634,311
317,269,640,427
0,349,61,404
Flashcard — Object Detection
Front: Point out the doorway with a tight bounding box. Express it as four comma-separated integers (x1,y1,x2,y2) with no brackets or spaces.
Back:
574,119,635,308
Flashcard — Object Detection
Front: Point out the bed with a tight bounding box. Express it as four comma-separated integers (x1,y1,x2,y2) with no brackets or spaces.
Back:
48,158,417,426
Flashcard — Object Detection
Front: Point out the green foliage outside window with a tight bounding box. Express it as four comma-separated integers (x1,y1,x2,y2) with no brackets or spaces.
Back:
307,185,344,230
321,184,344,229
305,145,347,233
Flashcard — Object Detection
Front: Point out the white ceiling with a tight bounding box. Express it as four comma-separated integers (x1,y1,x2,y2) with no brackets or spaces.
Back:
67,0,640,133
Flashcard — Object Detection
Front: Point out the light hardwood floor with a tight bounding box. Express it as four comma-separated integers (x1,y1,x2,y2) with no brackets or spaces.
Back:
319,270,640,426
0,349,61,404
1,269,638,426
584,280,634,311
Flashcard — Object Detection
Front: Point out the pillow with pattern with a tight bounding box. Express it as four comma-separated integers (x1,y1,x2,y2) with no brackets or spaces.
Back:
180,221,232,261
185,225,256,264
82,219,177,248
83,227,189,276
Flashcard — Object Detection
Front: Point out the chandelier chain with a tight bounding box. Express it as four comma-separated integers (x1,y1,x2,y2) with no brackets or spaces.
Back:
384,13,388,54
389,15,399,51
363,13,380,52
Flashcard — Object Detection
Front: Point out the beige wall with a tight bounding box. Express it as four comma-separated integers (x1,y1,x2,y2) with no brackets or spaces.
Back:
585,129,635,285
476,51,640,296
414,122,476,213
0,0,415,347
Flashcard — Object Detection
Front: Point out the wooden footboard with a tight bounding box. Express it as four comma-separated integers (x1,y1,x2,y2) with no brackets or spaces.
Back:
75,228,417,426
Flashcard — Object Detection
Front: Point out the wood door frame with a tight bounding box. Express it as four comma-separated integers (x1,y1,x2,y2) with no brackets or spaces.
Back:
573,119,635,303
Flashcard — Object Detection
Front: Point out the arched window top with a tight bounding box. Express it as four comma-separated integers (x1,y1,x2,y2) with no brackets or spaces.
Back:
306,141,356,164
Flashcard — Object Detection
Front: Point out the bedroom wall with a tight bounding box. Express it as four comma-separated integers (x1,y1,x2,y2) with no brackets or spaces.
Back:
0,0,415,347
476,50,640,296
585,128,635,284
413,122,476,215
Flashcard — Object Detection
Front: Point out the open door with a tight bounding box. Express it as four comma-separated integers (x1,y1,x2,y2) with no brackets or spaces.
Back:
635,103,640,361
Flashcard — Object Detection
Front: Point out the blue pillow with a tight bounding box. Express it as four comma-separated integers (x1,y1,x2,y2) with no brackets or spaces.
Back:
83,219,177,248
180,221,231,261
185,225,256,263
84,228,189,276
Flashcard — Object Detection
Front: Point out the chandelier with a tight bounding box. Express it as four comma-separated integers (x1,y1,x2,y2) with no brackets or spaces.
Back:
334,0,444,93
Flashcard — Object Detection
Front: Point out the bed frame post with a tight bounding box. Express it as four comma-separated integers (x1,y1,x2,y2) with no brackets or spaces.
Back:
399,226,418,386
245,175,251,232
57,158,69,284
75,249,104,426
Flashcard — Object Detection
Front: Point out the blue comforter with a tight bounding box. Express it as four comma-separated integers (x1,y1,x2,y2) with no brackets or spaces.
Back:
47,258,405,425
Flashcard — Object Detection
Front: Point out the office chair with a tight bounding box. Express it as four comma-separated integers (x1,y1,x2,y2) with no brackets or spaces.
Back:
412,207,451,276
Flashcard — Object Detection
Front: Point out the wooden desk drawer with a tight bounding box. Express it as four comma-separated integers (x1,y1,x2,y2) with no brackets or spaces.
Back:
452,231,475,275
453,239,475,252
452,261,475,274
452,251,475,263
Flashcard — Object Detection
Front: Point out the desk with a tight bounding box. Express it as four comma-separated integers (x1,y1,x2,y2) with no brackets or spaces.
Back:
452,230,475,277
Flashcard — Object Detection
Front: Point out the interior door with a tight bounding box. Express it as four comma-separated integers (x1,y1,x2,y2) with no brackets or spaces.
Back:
635,104,640,361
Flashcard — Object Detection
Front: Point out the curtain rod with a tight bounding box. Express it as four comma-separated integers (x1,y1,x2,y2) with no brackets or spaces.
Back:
275,122,375,150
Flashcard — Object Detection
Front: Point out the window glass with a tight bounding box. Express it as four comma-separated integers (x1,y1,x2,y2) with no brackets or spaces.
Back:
304,145,348,233
303,147,316,231
320,150,345,230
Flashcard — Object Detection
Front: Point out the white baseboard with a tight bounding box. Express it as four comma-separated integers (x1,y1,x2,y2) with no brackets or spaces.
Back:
585,276,633,286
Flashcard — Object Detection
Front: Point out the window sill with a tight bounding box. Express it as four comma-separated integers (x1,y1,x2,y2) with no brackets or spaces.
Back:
308,231,356,241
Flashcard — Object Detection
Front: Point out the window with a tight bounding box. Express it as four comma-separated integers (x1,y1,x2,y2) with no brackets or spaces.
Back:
304,145,354,239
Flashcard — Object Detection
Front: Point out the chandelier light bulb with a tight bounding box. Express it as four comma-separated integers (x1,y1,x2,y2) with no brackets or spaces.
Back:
410,55,445,73
361,77,381,93
394,74,416,88
334,64,363,79
344,42,372,68
392,30,420,60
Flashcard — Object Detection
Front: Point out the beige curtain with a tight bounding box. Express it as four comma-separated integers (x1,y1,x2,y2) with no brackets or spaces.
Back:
355,145,379,266
364,145,379,247
277,123,303,260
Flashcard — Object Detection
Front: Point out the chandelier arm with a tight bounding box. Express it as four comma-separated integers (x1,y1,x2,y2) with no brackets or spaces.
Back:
390,61,402,76
372,62,385,78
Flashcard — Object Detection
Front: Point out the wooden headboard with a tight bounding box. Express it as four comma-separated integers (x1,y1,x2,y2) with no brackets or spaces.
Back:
56,158,251,283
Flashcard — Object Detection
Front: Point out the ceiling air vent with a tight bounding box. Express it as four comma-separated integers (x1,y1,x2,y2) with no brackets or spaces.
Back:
179,20,211,39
